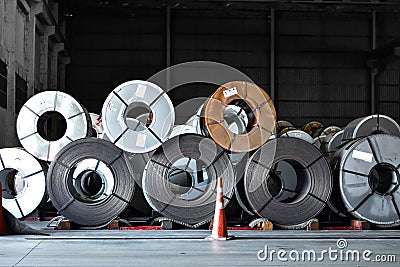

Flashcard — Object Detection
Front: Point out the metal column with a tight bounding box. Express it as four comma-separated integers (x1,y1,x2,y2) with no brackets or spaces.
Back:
166,6,171,91
371,10,377,114
270,9,276,105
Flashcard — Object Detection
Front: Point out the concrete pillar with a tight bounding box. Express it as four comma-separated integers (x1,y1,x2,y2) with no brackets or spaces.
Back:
0,1,5,49
3,0,18,146
4,0,17,114
58,55,70,91
48,42,64,90
25,2,43,98
39,25,55,90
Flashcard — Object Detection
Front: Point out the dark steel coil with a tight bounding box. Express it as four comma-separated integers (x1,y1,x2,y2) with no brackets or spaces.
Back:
142,134,235,227
302,121,323,137
276,120,294,135
245,137,332,226
320,129,344,158
342,114,400,141
47,138,135,226
330,134,400,226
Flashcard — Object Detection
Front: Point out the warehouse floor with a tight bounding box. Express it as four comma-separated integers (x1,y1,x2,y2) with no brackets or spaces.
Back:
1,222,400,266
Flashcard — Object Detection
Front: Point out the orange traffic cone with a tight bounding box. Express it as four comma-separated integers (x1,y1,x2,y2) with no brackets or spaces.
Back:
206,177,234,241
0,183,8,235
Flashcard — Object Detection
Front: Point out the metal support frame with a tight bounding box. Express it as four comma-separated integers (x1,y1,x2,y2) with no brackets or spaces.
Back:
270,8,276,104
166,6,171,91
370,10,377,114
165,6,171,92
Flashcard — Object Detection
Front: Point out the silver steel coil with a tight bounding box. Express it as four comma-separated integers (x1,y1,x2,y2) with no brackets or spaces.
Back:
142,134,235,227
89,113,104,138
313,125,342,138
101,80,175,153
321,129,345,157
47,138,135,226
343,114,400,141
279,129,314,144
245,137,332,226
16,91,91,161
332,134,400,226
0,148,47,218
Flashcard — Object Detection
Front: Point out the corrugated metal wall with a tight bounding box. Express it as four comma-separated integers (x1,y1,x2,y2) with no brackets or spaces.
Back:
171,9,270,105
66,10,166,113
377,14,400,122
65,9,400,127
276,12,370,128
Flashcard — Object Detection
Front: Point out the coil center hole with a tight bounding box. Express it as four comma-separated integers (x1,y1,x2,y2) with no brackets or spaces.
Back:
71,169,107,202
224,100,256,134
267,160,311,204
267,172,283,198
168,169,193,195
125,102,153,130
37,111,67,141
368,163,399,195
80,171,104,197
0,168,25,199
167,157,210,200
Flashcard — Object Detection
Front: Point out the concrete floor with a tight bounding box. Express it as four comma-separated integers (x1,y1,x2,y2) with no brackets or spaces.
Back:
1,223,400,266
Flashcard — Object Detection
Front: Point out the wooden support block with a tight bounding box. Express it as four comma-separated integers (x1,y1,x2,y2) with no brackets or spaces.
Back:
108,221,119,230
350,220,370,230
55,220,71,230
161,220,173,230
262,221,273,230
307,221,319,230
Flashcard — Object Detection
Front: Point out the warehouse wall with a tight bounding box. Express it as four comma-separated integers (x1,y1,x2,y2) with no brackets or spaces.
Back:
377,14,400,122
64,8,400,128
170,9,270,105
276,12,371,127
65,10,166,114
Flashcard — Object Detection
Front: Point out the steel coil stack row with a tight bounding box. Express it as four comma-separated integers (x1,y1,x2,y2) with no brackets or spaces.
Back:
3,78,400,229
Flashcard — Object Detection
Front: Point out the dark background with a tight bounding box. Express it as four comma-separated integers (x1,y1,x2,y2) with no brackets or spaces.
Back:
60,1,400,128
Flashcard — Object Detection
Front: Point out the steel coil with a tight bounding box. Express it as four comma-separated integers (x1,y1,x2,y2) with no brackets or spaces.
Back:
245,137,332,226
47,138,135,226
302,121,323,137
202,81,276,153
279,129,314,144
276,120,294,135
312,126,341,150
313,125,341,138
123,125,200,217
186,104,249,180
343,114,400,141
333,134,400,226
16,91,91,162
101,80,175,153
321,129,344,157
0,148,47,218
89,113,104,138
234,180,254,216
142,134,235,227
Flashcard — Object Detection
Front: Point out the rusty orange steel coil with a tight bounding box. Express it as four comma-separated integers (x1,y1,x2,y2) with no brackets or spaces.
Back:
202,81,276,153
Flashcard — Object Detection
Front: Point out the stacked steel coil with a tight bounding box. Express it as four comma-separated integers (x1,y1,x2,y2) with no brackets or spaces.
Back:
6,75,400,229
